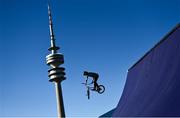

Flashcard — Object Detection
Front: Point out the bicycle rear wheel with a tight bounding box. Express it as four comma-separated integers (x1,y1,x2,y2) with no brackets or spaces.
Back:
98,85,105,94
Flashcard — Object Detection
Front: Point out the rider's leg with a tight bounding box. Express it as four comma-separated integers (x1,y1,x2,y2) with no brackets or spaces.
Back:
92,82,96,90
94,82,98,90
94,77,98,90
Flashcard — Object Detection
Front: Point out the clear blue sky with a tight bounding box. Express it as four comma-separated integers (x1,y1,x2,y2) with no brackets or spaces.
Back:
0,0,179,117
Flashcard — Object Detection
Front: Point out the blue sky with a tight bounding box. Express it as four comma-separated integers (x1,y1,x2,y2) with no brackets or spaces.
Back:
0,0,179,117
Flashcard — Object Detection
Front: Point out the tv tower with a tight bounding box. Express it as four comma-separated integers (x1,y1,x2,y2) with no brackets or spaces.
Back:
46,3,66,118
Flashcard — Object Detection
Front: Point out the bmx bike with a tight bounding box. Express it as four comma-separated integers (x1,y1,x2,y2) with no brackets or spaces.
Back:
82,82,105,99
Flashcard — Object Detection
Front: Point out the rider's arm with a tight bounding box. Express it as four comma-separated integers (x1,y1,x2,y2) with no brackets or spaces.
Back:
86,76,88,83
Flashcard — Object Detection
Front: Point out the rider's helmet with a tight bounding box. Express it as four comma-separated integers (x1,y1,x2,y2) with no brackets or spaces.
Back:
83,71,88,76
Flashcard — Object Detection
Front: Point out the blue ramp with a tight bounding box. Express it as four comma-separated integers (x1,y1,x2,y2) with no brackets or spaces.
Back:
113,24,180,117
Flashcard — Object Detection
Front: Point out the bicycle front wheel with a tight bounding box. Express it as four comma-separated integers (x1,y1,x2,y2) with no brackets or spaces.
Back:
87,87,90,99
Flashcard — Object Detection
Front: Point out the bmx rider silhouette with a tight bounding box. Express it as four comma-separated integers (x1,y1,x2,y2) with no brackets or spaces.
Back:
83,71,99,90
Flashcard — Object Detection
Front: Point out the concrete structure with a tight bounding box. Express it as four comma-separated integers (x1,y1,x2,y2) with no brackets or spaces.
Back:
46,3,66,118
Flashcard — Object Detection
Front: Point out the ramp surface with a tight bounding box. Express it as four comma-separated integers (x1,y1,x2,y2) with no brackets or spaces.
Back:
113,24,180,117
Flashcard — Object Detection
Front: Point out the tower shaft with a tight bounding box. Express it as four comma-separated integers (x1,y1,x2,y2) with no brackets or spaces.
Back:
55,82,65,118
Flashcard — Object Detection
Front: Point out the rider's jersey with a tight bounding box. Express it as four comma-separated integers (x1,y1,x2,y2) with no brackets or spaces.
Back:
87,72,99,79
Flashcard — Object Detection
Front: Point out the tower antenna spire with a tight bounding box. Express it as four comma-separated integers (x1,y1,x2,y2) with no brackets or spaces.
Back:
48,2,59,54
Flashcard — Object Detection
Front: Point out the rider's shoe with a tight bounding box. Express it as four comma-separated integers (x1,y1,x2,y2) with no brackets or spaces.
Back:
92,88,96,91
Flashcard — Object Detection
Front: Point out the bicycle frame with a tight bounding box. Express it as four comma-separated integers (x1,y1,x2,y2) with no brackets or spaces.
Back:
82,82,93,89
82,77,105,99
82,81,100,92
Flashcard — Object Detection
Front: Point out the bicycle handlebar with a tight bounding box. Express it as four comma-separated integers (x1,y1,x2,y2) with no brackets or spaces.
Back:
81,82,93,85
